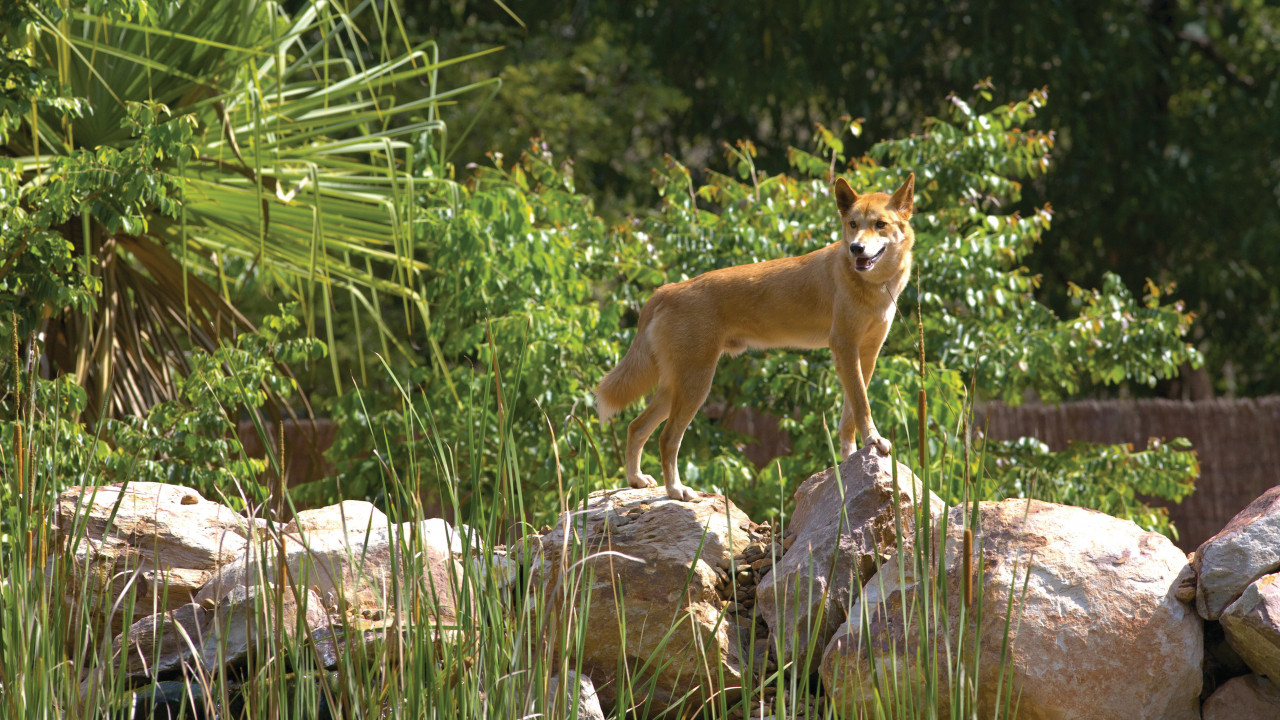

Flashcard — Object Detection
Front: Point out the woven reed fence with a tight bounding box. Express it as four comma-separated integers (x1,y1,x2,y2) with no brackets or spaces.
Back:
980,397,1280,551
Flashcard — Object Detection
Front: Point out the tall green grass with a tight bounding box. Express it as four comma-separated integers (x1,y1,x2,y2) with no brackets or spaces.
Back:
2,345,1028,720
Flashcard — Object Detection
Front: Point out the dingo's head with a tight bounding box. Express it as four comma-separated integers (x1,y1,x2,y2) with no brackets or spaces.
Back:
834,173,915,279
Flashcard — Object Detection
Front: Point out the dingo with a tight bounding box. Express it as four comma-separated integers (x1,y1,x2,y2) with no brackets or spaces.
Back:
597,173,915,501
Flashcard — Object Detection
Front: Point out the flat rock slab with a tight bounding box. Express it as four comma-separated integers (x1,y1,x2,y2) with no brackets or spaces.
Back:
116,583,327,678
53,482,264,635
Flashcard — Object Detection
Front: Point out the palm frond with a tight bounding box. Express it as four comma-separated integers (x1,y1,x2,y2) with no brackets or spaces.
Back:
10,0,499,417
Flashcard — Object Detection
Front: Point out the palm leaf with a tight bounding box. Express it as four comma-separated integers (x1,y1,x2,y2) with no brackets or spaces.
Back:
9,0,499,417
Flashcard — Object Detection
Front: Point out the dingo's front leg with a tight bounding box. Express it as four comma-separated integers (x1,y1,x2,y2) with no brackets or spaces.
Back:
831,329,891,458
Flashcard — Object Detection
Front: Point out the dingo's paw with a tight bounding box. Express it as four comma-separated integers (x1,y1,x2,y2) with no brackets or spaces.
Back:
868,436,893,456
666,482,700,503
628,473,659,489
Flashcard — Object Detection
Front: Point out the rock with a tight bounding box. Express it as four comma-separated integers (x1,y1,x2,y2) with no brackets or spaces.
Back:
1220,572,1280,680
538,488,754,715
1201,673,1280,719
115,583,327,679
756,448,944,664
1195,485,1280,621
53,482,264,636
821,500,1202,720
197,502,469,633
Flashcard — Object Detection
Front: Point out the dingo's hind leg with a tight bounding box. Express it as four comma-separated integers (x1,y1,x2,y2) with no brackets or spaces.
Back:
625,389,671,490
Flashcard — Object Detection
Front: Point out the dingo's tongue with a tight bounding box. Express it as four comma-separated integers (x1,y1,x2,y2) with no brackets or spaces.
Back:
855,246,885,271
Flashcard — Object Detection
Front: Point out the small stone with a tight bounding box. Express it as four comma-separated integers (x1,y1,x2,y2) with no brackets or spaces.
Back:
737,570,753,585
1175,576,1197,604
750,557,773,572
180,494,199,506
782,534,797,550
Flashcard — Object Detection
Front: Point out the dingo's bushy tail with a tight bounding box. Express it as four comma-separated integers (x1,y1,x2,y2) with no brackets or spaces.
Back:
597,327,659,424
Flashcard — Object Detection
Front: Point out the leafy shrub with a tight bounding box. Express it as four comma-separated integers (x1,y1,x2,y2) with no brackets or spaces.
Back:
325,89,1199,534
1,307,322,536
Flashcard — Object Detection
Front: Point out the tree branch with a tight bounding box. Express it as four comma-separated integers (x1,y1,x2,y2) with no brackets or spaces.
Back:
1177,30,1256,92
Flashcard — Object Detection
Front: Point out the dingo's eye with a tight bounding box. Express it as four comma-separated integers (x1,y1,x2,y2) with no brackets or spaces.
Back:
875,220,888,230
849,221,857,228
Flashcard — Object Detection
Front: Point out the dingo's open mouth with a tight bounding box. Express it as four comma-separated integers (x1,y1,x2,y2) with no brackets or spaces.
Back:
855,246,886,272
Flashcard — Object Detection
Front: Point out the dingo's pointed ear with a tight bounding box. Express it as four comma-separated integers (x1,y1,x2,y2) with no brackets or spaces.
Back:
889,173,915,217
834,177,858,214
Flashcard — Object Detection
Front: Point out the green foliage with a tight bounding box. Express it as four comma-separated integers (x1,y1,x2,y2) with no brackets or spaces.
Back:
418,16,688,219
100,306,323,503
424,1,1280,396
2,0,502,418
321,90,1200,535
1,306,322,527
317,144,625,512
984,436,1198,539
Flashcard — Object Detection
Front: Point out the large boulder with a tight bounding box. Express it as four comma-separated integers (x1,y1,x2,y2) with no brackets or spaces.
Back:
821,500,1202,720
538,488,754,716
197,502,468,627
1200,673,1280,719
1220,572,1280,680
53,482,265,636
1195,485,1280,621
756,448,943,664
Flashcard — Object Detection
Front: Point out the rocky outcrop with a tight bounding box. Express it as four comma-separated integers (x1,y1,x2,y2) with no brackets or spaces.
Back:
1201,673,1280,719
821,500,1202,720
53,482,266,636
538,488,755,715
58,472,1245,720
755,448,944,664
1194,485,1280,621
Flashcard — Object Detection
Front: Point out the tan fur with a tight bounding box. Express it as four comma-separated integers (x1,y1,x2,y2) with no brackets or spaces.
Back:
597,173,916,501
